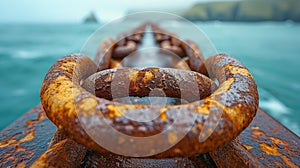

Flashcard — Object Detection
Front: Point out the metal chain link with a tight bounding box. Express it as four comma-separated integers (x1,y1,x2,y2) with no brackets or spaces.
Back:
94,22,206,73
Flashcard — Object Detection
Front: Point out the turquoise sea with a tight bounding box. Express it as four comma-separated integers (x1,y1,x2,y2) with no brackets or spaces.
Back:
0,22,299,135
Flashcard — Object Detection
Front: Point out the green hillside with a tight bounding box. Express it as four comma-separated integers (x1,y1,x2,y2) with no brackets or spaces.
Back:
183,0,300,22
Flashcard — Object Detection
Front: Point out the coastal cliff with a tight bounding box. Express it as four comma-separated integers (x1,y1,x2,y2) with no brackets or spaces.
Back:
183,0,300,22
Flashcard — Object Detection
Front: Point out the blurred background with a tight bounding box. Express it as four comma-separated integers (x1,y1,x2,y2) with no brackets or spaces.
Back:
0,0,299,135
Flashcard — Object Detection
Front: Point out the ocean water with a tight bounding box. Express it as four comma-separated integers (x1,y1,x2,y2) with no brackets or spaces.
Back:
0,22,299,135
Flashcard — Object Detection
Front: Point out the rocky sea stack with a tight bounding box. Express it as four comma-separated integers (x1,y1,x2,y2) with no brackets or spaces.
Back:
83,12,98,24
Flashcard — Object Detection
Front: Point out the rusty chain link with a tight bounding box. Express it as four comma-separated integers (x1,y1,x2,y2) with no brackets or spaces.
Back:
39,22,259,159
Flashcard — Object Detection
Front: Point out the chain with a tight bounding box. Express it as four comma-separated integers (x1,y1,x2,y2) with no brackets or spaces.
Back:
40,22,259,158
94,22,206,73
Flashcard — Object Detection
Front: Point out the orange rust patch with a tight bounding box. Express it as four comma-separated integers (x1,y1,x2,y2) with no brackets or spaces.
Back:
160,112,167,121
79,98,98,112
106,105,125,118
26,111,46,126
58,61,76,72
211,78,234,96
0,133,21,147
210,99,246,130
0,108,44,167
128,69,139,81
0,130,34,148
159,107,168,121
151,68,159,72
269,136,290,146
251,123,299,167
229,66,253,78
259,143,280,156
196,104,211,115
251,126,266,137
21,130,35,143
259,143,298,167
281,155,298,168
143,71,154,83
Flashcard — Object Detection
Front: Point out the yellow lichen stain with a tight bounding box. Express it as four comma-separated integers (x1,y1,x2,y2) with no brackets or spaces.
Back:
260,143,298,167
211,78,234,96
260,143,280,156
151,68,159,72
208,98,249,131
196,105,210,115
26,111,46,126
143,71,154,83
225,106,245,127
159,108,168,121
21,130,35,143
59,61,76,72
106,105,125,118
269,136,296,159
248,113,298,167
0,138,15,148
0,130,34,148
269,136,290,146
79,98,98,112
102,72,113,83
168,131,178,144
128,69,139,81
44,75,86,118
160,112,167,121
30,140,67,167
229,66,253,78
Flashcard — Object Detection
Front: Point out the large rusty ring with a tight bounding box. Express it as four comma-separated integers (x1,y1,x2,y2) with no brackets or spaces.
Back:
40,52,258,158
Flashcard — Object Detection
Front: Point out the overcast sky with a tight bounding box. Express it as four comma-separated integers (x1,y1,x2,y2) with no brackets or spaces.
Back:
0,0,214,23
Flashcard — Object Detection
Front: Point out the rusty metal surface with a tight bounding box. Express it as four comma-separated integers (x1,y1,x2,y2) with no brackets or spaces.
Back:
0,106,213,168
38,23,259,158
0,105,56,167
29,129,87,168
84,67,217,101
81,150,214,168
210,108,300,168
1,105,299,167
40,53,258,158
30,139,86,168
